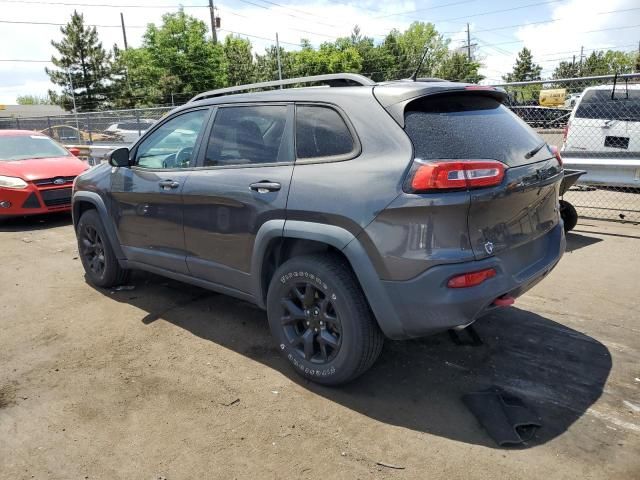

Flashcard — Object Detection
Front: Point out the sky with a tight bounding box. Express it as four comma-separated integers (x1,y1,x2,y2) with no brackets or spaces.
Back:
0,0,639,104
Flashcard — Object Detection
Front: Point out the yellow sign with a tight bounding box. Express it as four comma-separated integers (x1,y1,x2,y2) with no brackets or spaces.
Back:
0,104,6,110
539,89,567,107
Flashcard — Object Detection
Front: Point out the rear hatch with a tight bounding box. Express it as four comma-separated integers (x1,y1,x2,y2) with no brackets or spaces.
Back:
402,92,563,260
565,86,640,153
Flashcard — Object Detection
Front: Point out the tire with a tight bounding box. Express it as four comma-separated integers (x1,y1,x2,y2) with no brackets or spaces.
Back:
77,209,130,288
266,253,384,386
560,199,578,232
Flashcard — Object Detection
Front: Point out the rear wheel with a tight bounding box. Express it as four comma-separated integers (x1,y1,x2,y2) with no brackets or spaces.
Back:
560,199,578,232
267,253,384,385
77,209,129,288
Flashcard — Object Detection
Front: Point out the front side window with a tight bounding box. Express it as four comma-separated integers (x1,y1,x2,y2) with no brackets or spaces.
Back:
204,105,289,167
295,105,355,159
135,109,207,169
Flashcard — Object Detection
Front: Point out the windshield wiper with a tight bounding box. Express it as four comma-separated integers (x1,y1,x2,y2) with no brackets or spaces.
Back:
525,141,546,159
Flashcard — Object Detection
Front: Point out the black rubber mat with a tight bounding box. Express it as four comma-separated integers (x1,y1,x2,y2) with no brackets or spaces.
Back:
463,386,541,446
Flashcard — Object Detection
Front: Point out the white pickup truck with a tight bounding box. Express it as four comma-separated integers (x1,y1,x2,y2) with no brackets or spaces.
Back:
562,83,640,188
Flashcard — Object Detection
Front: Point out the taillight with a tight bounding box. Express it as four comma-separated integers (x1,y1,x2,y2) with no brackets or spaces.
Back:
447,268,497,288
464,85,496,91
550,145,563,167
407,160,506,193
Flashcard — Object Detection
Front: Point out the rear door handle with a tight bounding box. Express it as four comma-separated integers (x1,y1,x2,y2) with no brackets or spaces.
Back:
250,181,281,193
159,180,180,190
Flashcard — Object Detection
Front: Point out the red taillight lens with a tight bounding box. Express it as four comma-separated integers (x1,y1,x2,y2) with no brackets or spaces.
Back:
409,160,506,192
447,268,497,288
550,145,563,167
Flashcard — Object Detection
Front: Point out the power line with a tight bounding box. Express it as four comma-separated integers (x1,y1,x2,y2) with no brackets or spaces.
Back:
0,0,208,7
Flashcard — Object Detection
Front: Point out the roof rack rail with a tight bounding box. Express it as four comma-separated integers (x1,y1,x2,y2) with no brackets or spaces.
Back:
189,73,375,102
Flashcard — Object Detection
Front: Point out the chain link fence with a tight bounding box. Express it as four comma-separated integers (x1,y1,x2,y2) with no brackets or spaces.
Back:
0,106,173,146
1,73,639,223
493,73,640,224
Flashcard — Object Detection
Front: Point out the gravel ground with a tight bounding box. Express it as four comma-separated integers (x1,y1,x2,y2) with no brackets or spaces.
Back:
0,214,639,480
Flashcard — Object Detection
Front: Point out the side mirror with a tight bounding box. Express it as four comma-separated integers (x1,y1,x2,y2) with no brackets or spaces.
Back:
109,147,131,167
68,147,81,157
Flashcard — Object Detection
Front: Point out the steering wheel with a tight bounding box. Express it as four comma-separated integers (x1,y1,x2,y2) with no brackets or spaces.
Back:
175,147,193,167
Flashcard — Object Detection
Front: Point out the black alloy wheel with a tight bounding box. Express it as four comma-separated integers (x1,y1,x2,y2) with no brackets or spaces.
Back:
281,282,342,364
81,224,106,276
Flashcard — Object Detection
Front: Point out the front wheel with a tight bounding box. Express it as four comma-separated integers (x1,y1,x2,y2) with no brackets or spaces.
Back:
77,209,129,288
266,253,384,386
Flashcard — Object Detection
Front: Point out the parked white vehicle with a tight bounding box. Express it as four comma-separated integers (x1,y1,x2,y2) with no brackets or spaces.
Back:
562,84,640,188
104,120,156,144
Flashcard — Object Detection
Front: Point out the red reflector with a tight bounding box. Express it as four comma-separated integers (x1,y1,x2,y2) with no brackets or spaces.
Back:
493,295,515,307
447,268,497,288
410,161,505,192
550,145,563,167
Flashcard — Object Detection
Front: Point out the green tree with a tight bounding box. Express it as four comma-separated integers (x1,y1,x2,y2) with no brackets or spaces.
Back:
291,39,362,77
113,10,227,107
223,36,255,86
581,50,636,76
552,60,580,81
45,11,112,111
340,26,394,81
435,51,484,83
16,94,56,105
380,22,449,80
503,47,542,82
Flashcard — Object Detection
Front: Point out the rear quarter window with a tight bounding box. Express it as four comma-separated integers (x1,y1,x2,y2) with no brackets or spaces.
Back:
404,94,546,167
295,105,355,160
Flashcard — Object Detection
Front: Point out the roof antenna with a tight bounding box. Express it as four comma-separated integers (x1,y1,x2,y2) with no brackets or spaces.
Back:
410,45,430,81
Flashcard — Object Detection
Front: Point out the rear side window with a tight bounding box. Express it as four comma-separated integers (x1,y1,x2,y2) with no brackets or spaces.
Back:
575,89,640,121
296,105,354,159
204,105,289,167
404,94,545,167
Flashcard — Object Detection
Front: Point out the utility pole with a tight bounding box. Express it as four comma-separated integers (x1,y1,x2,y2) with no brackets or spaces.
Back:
460,23,477,62
120,12,128,50
67,70,80,142
276,32,283,86
466,23,471,61
579,45,584,74
209,0,218,44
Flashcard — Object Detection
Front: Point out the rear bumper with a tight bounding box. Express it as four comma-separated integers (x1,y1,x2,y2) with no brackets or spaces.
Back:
377,223,565,339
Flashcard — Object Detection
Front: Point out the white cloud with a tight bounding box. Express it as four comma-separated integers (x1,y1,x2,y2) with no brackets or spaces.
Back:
479,0,640,83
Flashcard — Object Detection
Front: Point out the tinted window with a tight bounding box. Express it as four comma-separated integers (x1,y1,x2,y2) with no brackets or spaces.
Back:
0,135,70,161
204,105,289,167
296,106,354,159
575,89,640,121
404,94,544,167
135,109,206,169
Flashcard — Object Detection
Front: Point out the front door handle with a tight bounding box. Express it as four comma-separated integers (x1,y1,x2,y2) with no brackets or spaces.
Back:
250,181,281,193
159,179,180,190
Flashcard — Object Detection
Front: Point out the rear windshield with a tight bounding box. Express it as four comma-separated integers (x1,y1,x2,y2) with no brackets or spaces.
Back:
404,94,546,167
0,135,69,161
575,89,640,121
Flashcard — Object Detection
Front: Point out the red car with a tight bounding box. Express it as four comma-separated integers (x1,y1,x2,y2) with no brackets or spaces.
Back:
0,130,88,219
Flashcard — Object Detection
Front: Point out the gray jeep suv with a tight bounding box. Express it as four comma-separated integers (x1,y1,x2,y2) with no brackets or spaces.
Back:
72,74,565,385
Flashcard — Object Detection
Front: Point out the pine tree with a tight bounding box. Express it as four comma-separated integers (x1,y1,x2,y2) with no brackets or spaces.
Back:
45,11,112,111
503,47,542,82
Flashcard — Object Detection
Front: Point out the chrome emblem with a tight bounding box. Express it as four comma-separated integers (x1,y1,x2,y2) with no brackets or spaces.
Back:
53,178,66,185
484,241,494,255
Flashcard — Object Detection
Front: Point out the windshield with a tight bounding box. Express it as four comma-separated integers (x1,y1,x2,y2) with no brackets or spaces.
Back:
0,135,70,161
575,88,640,121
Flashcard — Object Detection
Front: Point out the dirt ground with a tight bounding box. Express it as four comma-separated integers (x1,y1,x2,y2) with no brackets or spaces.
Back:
1,214,639,480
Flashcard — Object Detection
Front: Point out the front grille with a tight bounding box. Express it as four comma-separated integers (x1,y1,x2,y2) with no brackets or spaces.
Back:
40,188,72,207
33,176,76,187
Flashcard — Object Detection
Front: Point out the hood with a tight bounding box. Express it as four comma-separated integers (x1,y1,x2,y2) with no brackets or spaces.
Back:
0,156,88,181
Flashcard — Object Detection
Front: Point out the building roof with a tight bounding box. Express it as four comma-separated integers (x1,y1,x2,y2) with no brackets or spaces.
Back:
0,104,66,118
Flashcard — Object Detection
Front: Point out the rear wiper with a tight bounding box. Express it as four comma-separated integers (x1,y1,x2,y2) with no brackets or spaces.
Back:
525,141,546,159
